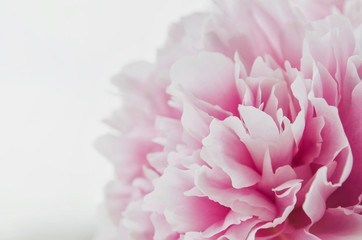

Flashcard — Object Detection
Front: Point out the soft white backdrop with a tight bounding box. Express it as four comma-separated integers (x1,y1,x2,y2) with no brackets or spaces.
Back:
0,1,208,239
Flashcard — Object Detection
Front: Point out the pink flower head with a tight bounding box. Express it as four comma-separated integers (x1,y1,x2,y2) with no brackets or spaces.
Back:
96,0,362,239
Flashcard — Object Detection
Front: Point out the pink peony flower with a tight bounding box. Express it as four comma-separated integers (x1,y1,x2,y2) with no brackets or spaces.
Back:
96,0,362,239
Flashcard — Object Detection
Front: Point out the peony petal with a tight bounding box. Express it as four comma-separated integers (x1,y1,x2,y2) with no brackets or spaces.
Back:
260,149,297,193
287,228,321,240
329,82,362,207
202,211,250,238
238,105,279,141
150,213,179,240
292,0,345,21
170,52,239,114
311,62,339,106
222,217,260,240
121,200,154,239
144,166,229,233
202,118,261,188
181,99,211,143
196,165,276,221
303,167,338,224
303,15,355,82
310,208,362,240
311,98,350,166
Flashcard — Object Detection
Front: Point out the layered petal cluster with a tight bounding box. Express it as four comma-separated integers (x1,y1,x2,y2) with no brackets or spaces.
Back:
96,0,362,239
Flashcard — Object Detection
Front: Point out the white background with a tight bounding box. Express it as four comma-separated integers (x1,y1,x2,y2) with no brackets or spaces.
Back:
0,1,208,239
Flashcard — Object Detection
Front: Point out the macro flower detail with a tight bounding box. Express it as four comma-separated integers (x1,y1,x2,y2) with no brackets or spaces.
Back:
96,0,362,239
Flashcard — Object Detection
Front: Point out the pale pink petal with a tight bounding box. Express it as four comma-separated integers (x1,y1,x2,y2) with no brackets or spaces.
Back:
311,98,351,166
222,217,260,240
238,105,279,141
150,213,179,240
196,165,276,221
202,118,261,188
121,200,154,240
292,0,346,21
170,52,239,114
202,211,251,238
144,166,229,234
303,167,338,223
311,62,339,106
310,208,362,240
